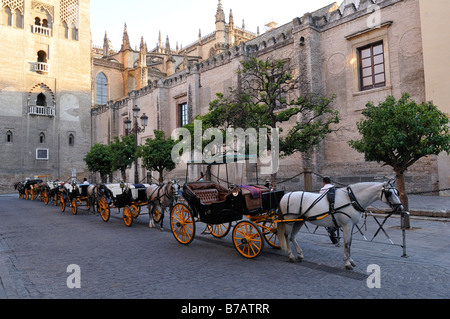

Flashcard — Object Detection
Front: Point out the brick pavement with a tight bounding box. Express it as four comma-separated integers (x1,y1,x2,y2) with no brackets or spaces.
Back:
0,193,448,300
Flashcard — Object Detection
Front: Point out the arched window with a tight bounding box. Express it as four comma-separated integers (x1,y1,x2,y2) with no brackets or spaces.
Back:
61,21,69,38
6,130,13,143
96,73,107,105
68,133,75,146
39,132,45,144
36,93,46,106
14,9,22,28
37,50,47,63
3,6,12,26
35,17,41,25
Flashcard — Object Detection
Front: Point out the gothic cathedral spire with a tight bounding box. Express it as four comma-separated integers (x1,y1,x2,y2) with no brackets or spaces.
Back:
121,23,131,51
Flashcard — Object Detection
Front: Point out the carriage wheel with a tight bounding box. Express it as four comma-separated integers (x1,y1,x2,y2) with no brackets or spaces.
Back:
54,194,58,206
59,194,66,212
98,197,110,222
131,205,140,218
43,191,49,205
123,205,133,227
71,199,78,215
170,203,195,245
151,206,162,223
261,220,280,249
208,223,231,239
25,189,29,200
232,221,263,259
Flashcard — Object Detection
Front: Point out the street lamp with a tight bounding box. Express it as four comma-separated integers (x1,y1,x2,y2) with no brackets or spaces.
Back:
124,105,148,184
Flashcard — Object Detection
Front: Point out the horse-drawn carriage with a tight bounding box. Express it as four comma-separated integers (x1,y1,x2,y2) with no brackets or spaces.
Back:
15,179,43,200
97,183,152,226
169,154,285,259
58,182,91,214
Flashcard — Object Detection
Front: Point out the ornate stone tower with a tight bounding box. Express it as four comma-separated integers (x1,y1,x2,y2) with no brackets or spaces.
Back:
0,0,92,191
214,0,227,53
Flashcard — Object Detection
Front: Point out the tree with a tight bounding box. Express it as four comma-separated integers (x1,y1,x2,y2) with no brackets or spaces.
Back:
139,130,177,183
84,143,113,183
349,93,450,223
194,56,340,184
110,135,136,182
237,57,339,155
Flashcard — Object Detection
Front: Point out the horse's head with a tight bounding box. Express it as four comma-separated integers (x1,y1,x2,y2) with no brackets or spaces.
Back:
381,181,403,212
169,180,180,195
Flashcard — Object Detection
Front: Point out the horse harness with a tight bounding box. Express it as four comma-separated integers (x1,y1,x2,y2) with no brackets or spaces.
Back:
148,182,176,204
282,186,365,227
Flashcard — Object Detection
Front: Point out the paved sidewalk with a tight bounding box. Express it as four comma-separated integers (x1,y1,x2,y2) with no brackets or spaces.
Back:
407,195,450,218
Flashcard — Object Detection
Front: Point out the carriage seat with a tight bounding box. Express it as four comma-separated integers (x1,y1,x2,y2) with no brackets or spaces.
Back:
193,189,220,204
186,182,228,205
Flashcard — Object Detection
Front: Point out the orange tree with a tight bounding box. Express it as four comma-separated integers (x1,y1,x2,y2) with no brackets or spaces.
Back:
349,93,450,225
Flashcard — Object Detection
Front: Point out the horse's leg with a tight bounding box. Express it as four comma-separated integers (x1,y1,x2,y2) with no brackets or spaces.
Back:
290,221,304,262
159,205,165,231
342,223,356,270
278,222,297,262
148,204,155,228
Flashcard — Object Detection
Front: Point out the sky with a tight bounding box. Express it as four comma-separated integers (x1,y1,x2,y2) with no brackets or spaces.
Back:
90,0,338,51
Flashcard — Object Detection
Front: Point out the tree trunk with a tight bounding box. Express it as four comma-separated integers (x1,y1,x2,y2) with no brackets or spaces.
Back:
121,170,127,183
395,170,410,229
270,172,277,189
158,170,164,184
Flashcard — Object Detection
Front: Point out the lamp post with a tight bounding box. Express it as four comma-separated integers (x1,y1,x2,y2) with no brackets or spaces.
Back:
124,105,148,184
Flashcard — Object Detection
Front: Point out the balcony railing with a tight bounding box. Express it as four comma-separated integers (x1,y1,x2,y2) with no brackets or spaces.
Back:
32,25,52,37
28,105,55,117
35,62,49,73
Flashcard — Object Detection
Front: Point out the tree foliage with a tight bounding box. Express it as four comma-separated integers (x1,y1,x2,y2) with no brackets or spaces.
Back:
110,135,136,182
209,56,340,157
349,93,450,173
349,93,450,212
139,130,177,183
83,143,113,183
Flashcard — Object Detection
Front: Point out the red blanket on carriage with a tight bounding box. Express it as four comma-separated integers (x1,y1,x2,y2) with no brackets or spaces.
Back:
239,185,261,199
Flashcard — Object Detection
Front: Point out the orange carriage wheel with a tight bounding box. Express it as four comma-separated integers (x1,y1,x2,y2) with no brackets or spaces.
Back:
232,220,263,259
123,205,133,227
71,198,78,215
43,191,49,205
98,197,110,222
59,194,66,212
170,203,196,245
261,220,280,249
208,223,231,239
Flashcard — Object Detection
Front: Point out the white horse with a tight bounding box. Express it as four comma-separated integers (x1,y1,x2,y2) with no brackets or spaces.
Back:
277,181,403,270
146,180,179,230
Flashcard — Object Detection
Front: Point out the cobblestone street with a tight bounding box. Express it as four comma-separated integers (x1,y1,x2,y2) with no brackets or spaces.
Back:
0,194,448,301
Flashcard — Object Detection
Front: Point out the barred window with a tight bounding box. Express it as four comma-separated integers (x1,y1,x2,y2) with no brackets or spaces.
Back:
178,102,188,127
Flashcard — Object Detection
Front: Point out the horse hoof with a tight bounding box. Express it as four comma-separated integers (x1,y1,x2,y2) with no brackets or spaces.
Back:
289,257,296,263
345,264,354,271
160,227,164,232
297,256,303,262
